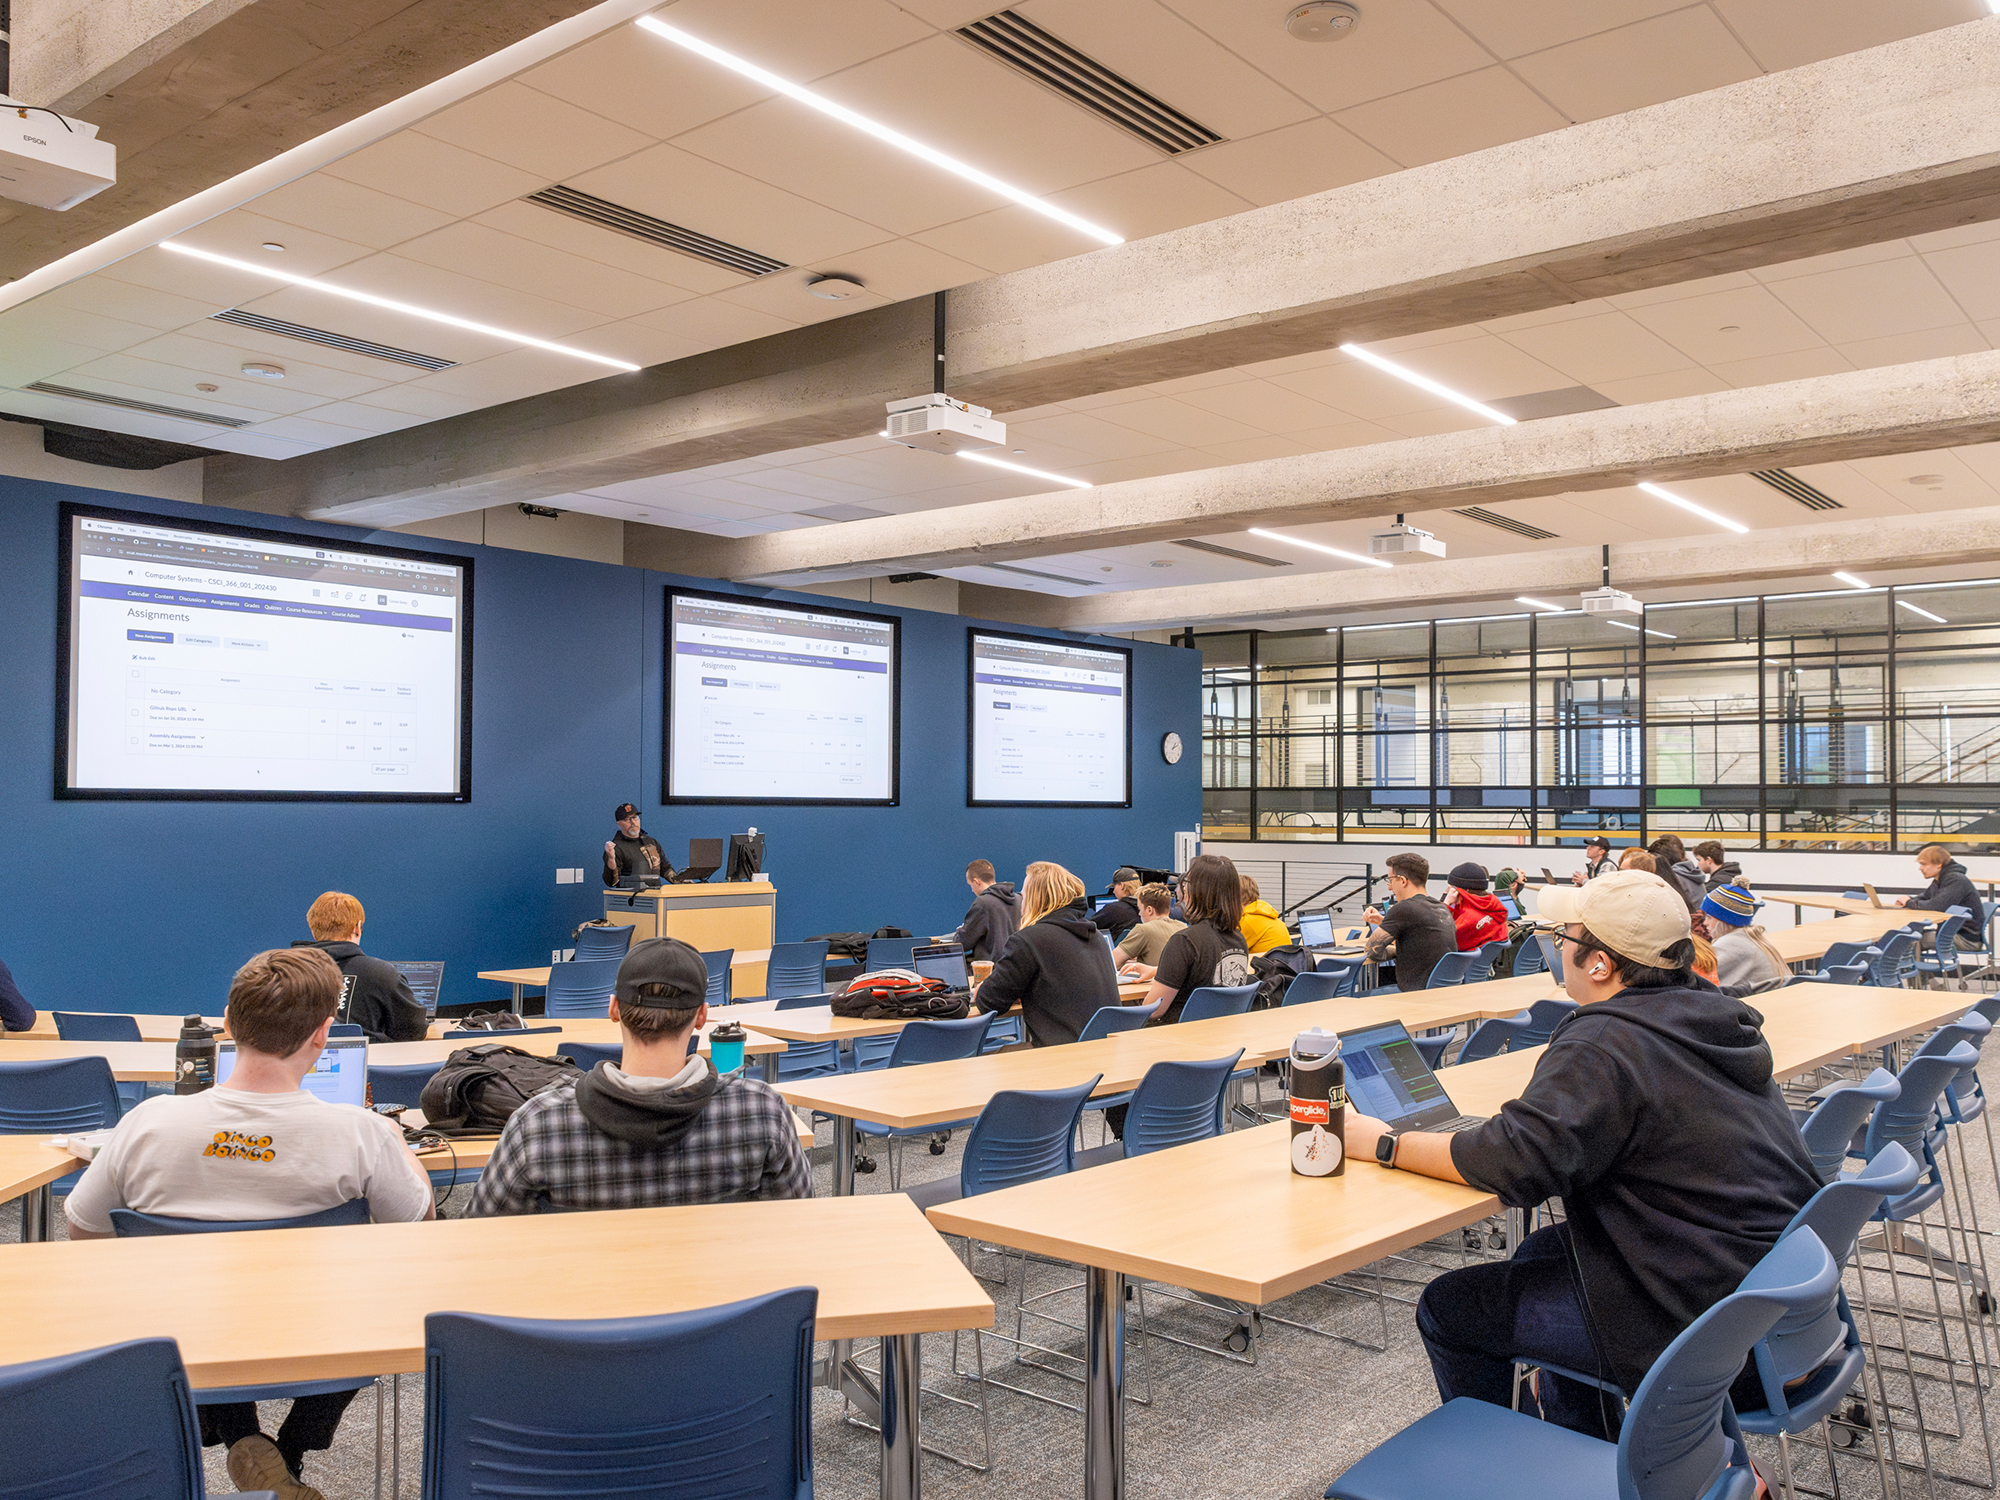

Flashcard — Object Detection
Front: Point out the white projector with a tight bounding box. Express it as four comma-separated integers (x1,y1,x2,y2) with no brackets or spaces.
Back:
1581,587,1644,617
0,97,115,210
884,392,1005,455
1368,523,1446,561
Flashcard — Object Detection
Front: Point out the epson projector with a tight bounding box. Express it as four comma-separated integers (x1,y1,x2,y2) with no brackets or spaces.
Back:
1581,587,1644,617
0,98,115,210
884,393,1005,455
1368,523,1446,561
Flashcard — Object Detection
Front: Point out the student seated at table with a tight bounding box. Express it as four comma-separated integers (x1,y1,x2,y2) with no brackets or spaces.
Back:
1442,863,1508,952
1360,853,1455,993
1135,853,1252,1023
1113,883,1185,980
1569,835,1616,885
470,938,810,1215
1237,875,1288,955
1089,867,1144,943
1690,840,1746,893
0,954,30,1031
1617,847,1656,873
952,858,1019,961
1342,871,1820,1441
65,947,435,1500
1898,843,1987,947
975,861,1122,1046
1695,884,1790,994
290,890,428,1042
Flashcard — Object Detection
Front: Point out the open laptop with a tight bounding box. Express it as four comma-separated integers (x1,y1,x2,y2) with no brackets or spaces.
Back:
391,960,444,1020
1337,1020,1487,1134
1541,867,1559,884
1297,911,1335,948
1863,883,1886,908
677,838,723,882
910,942,970,989
216,1035,369,1108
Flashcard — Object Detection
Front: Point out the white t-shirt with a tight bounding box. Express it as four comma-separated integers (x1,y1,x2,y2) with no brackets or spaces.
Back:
64,1086,434,1235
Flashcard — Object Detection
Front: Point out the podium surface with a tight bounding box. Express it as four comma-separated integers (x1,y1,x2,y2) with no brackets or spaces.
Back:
603,880,776,996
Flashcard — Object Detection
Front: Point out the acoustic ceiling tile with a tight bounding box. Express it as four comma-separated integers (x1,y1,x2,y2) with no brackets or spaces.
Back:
411,81,655,183
1336,66,1570,168
1509,9,1761,123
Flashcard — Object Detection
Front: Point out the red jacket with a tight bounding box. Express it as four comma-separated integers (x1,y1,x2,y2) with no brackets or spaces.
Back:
1450,890,1509,951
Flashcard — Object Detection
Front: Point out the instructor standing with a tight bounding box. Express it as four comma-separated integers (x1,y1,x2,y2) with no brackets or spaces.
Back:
604,802,672,888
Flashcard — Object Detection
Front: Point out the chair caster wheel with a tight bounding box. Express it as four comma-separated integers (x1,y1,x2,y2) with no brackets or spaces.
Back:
1979,1291,1997,1317
1224,1327,1251,1354
854,1155,876,1174
1488,1231,1508,1250
929,1141,947,1156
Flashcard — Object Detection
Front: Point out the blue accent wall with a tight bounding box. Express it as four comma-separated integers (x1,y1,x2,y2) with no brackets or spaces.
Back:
0,477,1202,1014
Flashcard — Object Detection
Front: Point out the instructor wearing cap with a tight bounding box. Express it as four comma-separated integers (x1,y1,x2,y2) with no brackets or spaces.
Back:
1342,870,1820,1439
602,802,672,888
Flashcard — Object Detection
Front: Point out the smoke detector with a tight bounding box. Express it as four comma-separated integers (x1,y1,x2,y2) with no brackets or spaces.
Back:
239,362,285,381
1286,2,1361,41
807,274,865,300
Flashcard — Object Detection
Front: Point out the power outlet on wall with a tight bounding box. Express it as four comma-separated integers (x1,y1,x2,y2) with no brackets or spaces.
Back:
555,868,587,884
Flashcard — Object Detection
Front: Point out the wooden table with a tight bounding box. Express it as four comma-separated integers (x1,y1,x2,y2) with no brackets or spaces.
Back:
478,949,772,1006
738,978,1151,1048
13,1011,225,1042
0,1195,989,1500
1762,890,1905,917
1766,909,1928,966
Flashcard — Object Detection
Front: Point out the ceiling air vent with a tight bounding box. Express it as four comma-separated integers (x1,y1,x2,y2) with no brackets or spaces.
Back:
1454,507,1558,540
1751,469,1844,511
1173,539,1292,567
956,11,1223,155
980,561,1101,587
23,381,255,428
526,185,789,277
211,310,457,371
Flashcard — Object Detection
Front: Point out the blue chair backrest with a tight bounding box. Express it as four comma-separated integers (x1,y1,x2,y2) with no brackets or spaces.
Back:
572,924,634,963
1314,953,1366,984
111,1199,370,1236
1918,1010,1990,1116
1514,998,1578,1048
1616,1229,1839,1500
1178,983,1258,1023
1511,939,1546,976
1455,1013,1534,1065
543,958,621,1019
959,1077,1100,1196
887,1013,996,1067
865,937,920,972
1122,1055,1242,1157
1819,940,1874,970
1534,931,1566,983
328,1023,365,1038
1930,911,1970,963
556,1041,623,1071
765,941,830,1000
51,1012,142,1043
699,950,733,1007
1498,894,1522,919
1781,1141,1918,1268
1282,970,1352,1006
1798,1068,1898,1181
1868,931,1918,987
1476,940,1507,981
1815,962,1868,985
1077,1006,1151,1043
0,1337,206,1500
0,1057,122,1134
1424,950,1480,989
367,1062,441,1108
773,992,835,1011
1863,1045,1976,1165
423,1288,817,1500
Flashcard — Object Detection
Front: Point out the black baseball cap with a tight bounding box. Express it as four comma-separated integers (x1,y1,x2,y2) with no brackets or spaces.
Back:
614,938,709,1011
614,802,640,821
1585,835,1611,852
1112,867,1140,884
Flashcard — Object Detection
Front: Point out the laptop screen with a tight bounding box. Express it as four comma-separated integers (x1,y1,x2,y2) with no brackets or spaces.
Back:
911,943,969,989
1336,1021,1463,1132
216,1037,369,1108
392,961,444,1019
1298,911,1334,947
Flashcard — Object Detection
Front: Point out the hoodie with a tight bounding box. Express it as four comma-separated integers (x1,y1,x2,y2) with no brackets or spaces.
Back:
976,897,1122,1046
289,939,429,1042
1450,983,1821,1393
1239,899,1289,955
954,881,1019,961
1908,859,1986,941
1448,889,1509,952
575,1056,719,1147
1702,860,1746,893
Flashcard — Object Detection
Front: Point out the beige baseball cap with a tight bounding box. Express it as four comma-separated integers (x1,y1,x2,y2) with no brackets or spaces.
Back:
1534,869,1691,968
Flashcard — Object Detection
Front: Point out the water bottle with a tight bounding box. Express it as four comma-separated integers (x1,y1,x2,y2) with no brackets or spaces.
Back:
709,1020,747,1076
175,1015,217,1095
1288,1027,1344,1177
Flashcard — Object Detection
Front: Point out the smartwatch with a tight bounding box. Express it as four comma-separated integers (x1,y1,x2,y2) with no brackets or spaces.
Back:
1375,1132,1399,1169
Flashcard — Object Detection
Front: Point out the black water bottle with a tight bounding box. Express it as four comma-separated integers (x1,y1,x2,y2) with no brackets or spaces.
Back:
175,1015,216,1095
1289,1027,1345,1177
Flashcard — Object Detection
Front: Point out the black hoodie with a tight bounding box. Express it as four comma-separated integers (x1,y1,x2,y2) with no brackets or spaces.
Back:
1450,983,1821,1393
1908,859,1986,938
290,939,429,1042
954,881,1019,962
1702,860,1745,892
975,897,1122,1046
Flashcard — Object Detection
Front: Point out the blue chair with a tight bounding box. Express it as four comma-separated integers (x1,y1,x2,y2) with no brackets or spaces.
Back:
1916,910,1972,978
765,940,829,999
367,1061,440,1108
905,1076,1100,1210
1797,1069,1898,1182
422,1289,817,1500
1866,931,1919,988
0,1338,261,1500
762,994,843,1080
1469,941,1506,982
1075,1006,1157,1134
865,936,921,972
1285,969,1356,1006
857,1015,998,1183
51,1012,149,1113
1533,931,1566,984
542,957,621,1019
1077,1054,1241,1170
1179,983,1258,1023
0,1057,123,1231
1510,940,1546,977
555,1041,622,1071
328,1023,365,1038
699,949,733,1006
773,992,833,1010
1315,953,1367,986
1423,951,1481,989
1326,1228,1841,1500
571,923,634,962
1452,1014,1536,1065
1811,962,1869,985
1512,998,1577,1048
981,1015,1024,1052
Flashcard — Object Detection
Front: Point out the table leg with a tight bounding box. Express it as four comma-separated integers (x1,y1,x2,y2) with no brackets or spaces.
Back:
22,1184,51,1242
879,1331,922,1500
510,982,524,1008
760,1051,778,1083
835,1114,857,1197
1084,1266,1126,1500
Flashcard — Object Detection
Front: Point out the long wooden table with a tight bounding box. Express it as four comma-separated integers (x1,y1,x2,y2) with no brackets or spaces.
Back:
737,977,1153,1047
1767,908,1929,966
0,1195,989,1500
928,978,1979,1499
479,949,771,1006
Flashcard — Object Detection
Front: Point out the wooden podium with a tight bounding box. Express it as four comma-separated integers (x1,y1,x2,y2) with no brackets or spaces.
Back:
603,882,776,997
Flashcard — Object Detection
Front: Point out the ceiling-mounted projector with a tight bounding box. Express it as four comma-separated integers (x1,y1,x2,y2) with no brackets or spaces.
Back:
884,392,1005,454
0,96,115,210
1581,587,1643,616
1368,522,1446,561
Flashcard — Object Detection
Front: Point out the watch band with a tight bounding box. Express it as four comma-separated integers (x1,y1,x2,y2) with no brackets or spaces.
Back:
1375,1132,1398,1169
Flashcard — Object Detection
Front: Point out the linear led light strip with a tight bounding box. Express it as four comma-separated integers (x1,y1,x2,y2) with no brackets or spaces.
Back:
959,450,1090,488
1246,526,1390,570
159,242,640,371
636,16,1122,247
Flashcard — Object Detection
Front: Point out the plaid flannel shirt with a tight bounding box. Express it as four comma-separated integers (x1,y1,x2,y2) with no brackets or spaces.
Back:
468,1072,812,1215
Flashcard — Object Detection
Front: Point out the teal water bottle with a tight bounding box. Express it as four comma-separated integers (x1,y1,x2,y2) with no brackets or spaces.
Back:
709,1020,747,1075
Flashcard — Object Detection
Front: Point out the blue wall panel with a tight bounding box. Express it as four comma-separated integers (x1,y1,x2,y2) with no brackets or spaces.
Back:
0,477,1201,1014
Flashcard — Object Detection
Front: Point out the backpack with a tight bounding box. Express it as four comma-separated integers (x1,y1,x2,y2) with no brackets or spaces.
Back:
1251,945,1312,1009
806,931,870,961
418,1044,582,1136
831,970,971,1020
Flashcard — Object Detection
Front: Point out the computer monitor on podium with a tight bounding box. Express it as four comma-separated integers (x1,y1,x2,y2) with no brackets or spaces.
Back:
728,831,765,882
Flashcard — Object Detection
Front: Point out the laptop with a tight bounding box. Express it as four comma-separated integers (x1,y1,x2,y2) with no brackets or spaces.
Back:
1092,895,1117,913
1863,883,1885,909
1541,867,1558,884
391,960,444,1020
216,1035,369,1108
910,942,969,989
1337,1020,1487,1135
678,838,723,882
1298,911,1335,948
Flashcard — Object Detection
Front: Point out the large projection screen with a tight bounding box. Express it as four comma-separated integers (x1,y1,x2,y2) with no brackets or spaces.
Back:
58,503,473,801
666,590,899,805
968,629,1132,807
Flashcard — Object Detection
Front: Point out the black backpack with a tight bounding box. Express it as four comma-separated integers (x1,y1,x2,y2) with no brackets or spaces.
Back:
418,1044,581,1136
1251,945,1313,1009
